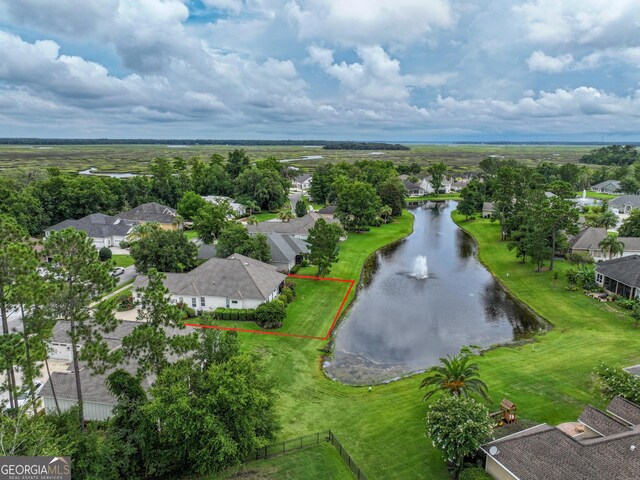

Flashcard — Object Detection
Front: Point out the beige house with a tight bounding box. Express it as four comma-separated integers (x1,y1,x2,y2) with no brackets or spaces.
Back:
118,202,180,230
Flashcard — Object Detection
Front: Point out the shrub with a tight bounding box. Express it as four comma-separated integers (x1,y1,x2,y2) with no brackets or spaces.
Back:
300,259,309,267
119,240,130,249
212,308,256,322
116,292,135,312
565,264,597,291
176,302,196,319
566,251,594,264
256,301,286,329
290,265,301,274
99,247,112,262
616,298,638,310
459,468,493,480
284,280,297,292
281,287,294,304
595,362,640,404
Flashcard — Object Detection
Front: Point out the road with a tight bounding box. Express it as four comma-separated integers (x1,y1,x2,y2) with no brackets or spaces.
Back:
289,191,302,210
117,265,137,286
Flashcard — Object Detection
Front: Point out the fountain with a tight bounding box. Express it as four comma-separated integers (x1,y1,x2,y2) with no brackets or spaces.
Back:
412,255,429,279
582,189,586,199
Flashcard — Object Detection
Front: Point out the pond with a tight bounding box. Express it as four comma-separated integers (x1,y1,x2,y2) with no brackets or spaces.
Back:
325,201,546,385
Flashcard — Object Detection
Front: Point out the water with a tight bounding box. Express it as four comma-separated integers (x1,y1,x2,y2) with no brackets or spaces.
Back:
79,167,139,178
325,201,544,385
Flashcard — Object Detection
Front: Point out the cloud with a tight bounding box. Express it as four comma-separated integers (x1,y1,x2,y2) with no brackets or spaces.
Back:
287,0,454,46
527,51,574,73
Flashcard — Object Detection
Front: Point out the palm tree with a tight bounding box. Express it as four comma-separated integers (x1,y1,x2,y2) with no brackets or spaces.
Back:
420,349,489,401
380,205,392,224
127,222,162,242
599,233,625,260
278,210,295,222
244,200,259,217
597,210,618,230
172,214,185,230
246,215,259,225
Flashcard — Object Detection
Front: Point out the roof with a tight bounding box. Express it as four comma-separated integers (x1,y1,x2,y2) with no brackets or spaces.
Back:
607,396,640,425
592,180,621,190
402,180,423,191
118,202,176,224
266,233,309,266
247,212,338,236
483,202,495,211
45,213,135,238
318,205,337,215
51,320,140,351
623,365,640,377
293,173,312,183
201,196,246,213
134,254,286,300
483,397,640,480
595,255,640,288
610,195,640,208
569,227,608,250
197,243,217,260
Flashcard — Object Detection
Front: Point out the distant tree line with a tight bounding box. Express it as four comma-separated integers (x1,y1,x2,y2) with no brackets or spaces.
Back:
322,142,410,150
580,145,639,166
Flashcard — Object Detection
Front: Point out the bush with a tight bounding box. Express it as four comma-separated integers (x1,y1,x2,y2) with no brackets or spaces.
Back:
119,240,130,249
566,251,594,264
176,302,196,319
116,292,135,312
212,308,256,322
565,264,597,290
290,265,301,274
300,259,309,267
281,287,294,303
616,298,638,310
256,301,286,329
594,362,640,404
99,247,112,262
284,280,297,292
459,468,493,480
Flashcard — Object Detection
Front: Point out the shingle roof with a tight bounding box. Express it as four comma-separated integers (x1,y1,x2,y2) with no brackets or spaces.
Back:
610,195,640,208
293,173,312,183
607,396,640,426
134,254,286,300
266,233,309,266
247,212,338,236
45,213,135,238
402,180,422,191
482,202,495,211
318,205,337,215
579,405,630,436
595,255,640,288
569,227,608,250
51,320,140,351
118,202,176,224
592,180,621,190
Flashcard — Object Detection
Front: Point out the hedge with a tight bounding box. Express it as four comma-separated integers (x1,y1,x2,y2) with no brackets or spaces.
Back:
212,308,257,322
459,468,493,480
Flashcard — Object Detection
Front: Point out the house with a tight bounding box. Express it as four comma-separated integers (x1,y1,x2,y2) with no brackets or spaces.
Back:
202,195,247,217
420,176,453,194
265,233,309,272
292,173,313,190
591,180,621,195
44,213,137,249
569,227,640,261
482,202,495,218
609,195,640,215
317,205,338,219
402,180,425,197
595,255,640,299
482,396,640,480
118,202,179,229
246,212,340,241
133,254,286,311
451,180,469,192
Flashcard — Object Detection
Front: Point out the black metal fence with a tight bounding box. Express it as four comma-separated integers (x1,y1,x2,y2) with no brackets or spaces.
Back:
247,430,368,480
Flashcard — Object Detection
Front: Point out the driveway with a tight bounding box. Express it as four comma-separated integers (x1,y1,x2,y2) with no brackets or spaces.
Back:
117,265,137,286
289,191,302,210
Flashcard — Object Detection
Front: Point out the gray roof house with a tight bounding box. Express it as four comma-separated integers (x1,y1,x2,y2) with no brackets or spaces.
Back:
202,195,247,217
118,202,178,228
591,180,621,195
595,254,640,299
292,173,313,190
317,204,338,219
45,213,137,249
266,233,309,272
482,396,640,480
246,212,340,240
482,202,495,218
134,254,286,311
610,195,640,215
402,180,425,197
570,227,640,262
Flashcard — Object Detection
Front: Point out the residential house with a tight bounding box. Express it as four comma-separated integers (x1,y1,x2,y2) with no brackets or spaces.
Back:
451,179,469,192
402,180,425,197
202,195,247,217
609,195,640,216
420,176,453,194
317,205,337,219
482,396,640,480
118,202,180,230
265,233,309,272
246,212,340,241
569,227,640,262
45,213,137,249
133,254,286,311
482,202,495,218
595,255,640,299
591,180,621,195
292,173,313,191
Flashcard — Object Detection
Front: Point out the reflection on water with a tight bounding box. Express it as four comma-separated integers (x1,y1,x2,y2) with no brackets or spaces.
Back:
325,201,545,385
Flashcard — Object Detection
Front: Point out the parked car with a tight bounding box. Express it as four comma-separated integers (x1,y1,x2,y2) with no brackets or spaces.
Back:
111,267,125,277
17,381,44,407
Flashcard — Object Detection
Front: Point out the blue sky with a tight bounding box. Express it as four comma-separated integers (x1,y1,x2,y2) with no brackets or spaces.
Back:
0,0,639,141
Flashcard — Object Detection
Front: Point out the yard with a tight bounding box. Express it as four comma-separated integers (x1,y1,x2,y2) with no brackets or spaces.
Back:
112,254,135,268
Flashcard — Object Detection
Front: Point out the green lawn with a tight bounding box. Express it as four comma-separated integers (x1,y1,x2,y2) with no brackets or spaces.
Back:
580,191,619,200
185,230,199,240
252,211,280,222
215,443,354,480
112,254,135,267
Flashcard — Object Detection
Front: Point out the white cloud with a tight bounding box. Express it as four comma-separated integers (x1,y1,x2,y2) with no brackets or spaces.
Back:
287,0,453,46
527,51,574,73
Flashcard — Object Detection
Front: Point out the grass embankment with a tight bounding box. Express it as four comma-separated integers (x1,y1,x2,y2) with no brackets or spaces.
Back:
218,443,354,480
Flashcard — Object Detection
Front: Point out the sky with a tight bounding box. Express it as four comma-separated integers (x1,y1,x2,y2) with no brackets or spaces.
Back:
1,0,640,141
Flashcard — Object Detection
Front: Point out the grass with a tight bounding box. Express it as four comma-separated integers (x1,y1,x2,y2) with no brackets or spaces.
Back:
252,211,280,222
406,193,462,201
582,191,619,200
184,230,199,240
112,254,135,267
215,443,354,480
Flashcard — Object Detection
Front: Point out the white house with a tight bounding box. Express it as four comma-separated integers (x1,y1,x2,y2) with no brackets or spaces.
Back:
44,213,137,249
420,176,452,194
591,180,621,195
402,180,425,197
292,173,313,190
201,195,247,217
133,254,286,312
247,212,341,241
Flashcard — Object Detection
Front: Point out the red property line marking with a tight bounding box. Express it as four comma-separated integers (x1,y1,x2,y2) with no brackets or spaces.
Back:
186,274,355,341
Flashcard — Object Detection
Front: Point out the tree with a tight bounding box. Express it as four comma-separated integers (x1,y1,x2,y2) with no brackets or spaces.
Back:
546,180,574,199
130,230,198,273
193,202,230,244
122,269,197,378
98,247,112,262
127,222,162,243
335,181,381,232
43,228,118,429
177,191,208,221
426,395,493,479
378,178,406,217
226,149,251,179
428,163,447,194
295,200,307,218
457,179,486,220
256,301,286,329
309,164,336,204
541,196,579,270
277,209,295,222
594,362,640,404
420,348,489,401
596,210,619,230
379,205,393,224
235,168,289,211
306,218,343,276
619,209,640,237
244,199,259,216
0,409,63,457
215,223,271,262
599,233,625,260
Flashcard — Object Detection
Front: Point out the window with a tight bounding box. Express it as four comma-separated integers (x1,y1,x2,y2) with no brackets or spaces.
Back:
201,297,205,307
192,297,197,308
179,297,183,304
596,274,603,283
231,300,238,305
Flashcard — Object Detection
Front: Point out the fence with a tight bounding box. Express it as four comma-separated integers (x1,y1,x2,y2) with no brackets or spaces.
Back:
247,430,368,480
